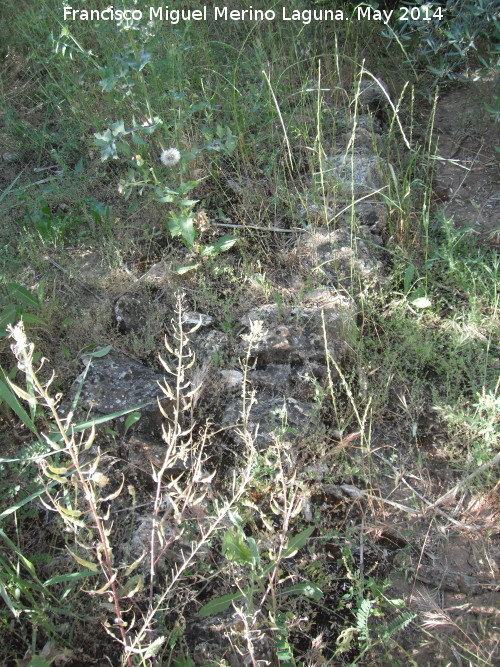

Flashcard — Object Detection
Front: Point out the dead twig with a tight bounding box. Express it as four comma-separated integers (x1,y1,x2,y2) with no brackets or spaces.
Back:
213,222,305,233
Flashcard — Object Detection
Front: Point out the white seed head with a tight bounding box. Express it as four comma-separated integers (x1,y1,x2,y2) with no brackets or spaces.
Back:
160,147,181,167
92,472,109,487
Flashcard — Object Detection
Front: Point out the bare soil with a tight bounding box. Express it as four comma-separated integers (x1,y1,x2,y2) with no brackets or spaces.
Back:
432,82,499,245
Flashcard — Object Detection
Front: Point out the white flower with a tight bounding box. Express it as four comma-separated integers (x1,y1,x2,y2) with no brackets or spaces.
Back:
160,147,181,167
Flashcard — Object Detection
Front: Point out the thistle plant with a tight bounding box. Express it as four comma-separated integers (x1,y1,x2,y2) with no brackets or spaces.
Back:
94,121,237,273
85,16,237,273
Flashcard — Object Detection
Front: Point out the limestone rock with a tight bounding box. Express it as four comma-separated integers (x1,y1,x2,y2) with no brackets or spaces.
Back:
323,153,385,196
244,324,326,366
113,293,149,334
239,303,281,328
182,311,214,327
248,363,292,389
295,227,384,291
72,348,169,436
219,369,244,388
294,288,356,340
358,77,390,111
191,328,227,362
355,202,387,235
222,393,319,449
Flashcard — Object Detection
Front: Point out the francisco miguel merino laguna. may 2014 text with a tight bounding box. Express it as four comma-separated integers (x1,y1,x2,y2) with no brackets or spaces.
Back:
62,6,399,26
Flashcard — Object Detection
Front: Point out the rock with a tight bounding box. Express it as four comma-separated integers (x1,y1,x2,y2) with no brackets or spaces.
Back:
323,153,385,196
358,76,390,111
72,348,170,436
297,202,334,225
219,369,244,388
128,507,210,571
238,303,281,328
112,285,174,336
343,125,381,153
125,434,193,476
191,329,227,362
113,293,149,334
355,202,387,235
244,324,327,366
141,260,174,286
222,393,320,449
348,114,384,136
182,311,214,327
231,292,355,404
295,227,384,292
248,363,292,389
221,364,293,391
293,288,356,340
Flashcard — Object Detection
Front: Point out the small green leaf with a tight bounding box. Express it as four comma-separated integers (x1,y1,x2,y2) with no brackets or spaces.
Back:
0,529,38,578
135,50,152,72
6,380,37,404
22,314,47,327
44,570,97,586
55,504,82,518
120,574,143,598
177,181,200,195
89,346,112,358
200,235,237,258
0,304,19,335
155,193,175,203
6,283,40,308
198,592,243,617
178,199,199,207
0,378,38,434
131,132,145,146
46,463,70,475
67,549,100,573
0,484,56,521
117,140,131,157
403,264,415,294
176,264,200,274
282,525,315,559
99,73,120,92
93,129,113,146
167,212,195,247
44,470,69,484
142,635,166,659
26,656,52,667
124,412,141,435
222,528,254,565
70,402,152,432
410,296,432,309
110,120,126,136
0,580,18,617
